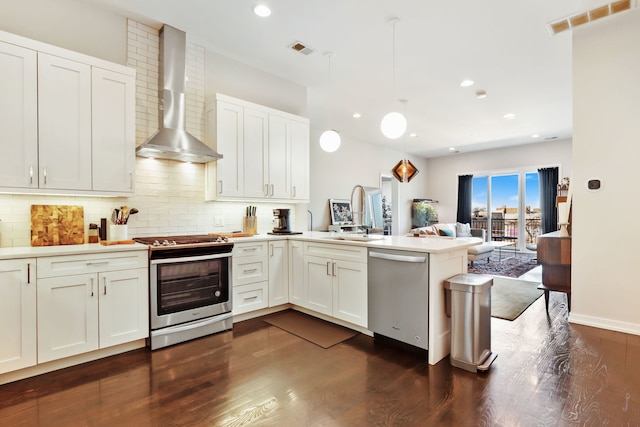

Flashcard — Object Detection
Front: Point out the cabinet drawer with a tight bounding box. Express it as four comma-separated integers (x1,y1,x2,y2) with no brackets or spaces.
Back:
233,281,268,314
37,251,148,278
233,241,268,257
303,242,367,263
233,255,268,285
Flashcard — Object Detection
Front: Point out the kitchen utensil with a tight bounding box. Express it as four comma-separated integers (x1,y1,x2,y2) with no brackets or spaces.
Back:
30,205,85,246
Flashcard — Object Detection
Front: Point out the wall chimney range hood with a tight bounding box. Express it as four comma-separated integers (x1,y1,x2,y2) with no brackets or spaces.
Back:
136,25,222,163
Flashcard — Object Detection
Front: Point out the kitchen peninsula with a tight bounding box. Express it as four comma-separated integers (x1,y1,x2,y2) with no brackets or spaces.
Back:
235,231,482,365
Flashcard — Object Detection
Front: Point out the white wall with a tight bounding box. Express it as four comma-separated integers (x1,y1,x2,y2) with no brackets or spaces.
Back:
570,9,640,335
425,140,572,222
307,132,428,233
0,0,126,64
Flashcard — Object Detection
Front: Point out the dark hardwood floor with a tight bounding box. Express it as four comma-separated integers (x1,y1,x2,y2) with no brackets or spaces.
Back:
1,293,639,426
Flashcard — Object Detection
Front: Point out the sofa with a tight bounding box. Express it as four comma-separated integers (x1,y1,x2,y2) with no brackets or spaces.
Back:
410,222,494,266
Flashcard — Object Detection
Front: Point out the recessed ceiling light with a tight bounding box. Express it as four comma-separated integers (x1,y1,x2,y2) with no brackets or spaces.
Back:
460,79,474,87
532,134,540,138
409,133,417,138
475,90,487,99
449,147,456,151
352,113,361,119
253,4,271,17
503,113,516,120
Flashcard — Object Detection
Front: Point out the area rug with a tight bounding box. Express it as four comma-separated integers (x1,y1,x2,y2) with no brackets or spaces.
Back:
491,276,543,321
469,253,537,278
264,310,359,348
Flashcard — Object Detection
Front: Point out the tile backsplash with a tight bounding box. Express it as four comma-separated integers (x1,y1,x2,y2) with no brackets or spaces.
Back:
0,158,296,247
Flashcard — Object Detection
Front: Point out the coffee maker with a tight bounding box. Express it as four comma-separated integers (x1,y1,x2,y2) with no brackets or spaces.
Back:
272,208,291,233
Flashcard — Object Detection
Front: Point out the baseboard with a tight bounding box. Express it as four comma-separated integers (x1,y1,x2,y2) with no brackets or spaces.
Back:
569,313,640,336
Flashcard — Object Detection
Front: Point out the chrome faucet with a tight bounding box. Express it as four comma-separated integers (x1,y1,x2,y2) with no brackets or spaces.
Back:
350,185,369,234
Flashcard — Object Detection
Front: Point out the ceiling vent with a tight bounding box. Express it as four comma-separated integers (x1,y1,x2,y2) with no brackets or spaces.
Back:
289,41,315,55
548,0,635,35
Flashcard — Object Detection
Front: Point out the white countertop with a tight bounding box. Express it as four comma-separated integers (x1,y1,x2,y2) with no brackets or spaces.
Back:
229,231,482,254
0,232,481,260
0,242,148,260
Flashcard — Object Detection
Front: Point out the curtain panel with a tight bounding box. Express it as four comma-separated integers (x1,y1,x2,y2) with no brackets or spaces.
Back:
456,174,473,224
538,167,559,234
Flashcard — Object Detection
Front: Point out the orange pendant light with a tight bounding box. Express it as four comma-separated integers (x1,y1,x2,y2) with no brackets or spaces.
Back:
392,159,419,183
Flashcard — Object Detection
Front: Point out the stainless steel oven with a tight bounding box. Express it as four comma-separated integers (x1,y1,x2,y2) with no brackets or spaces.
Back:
135,235,234,350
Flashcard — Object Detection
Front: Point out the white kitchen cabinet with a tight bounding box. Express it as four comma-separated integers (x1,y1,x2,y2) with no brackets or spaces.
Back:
302,242,368,327
288,240,306,307
207,101,244,199
38,52,92,191
268,240,289,307
0,41,38,189
290,119,310,201
37,252,148,364
0,30,136,196
232,242,269,314
92,67,136,193
266,114,292,199
243,108,270,198
205,94,309,202
0,259,37,374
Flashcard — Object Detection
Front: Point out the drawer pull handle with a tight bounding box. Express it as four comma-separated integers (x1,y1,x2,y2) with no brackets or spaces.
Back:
86,261,109,266
243,268,258,273
244,295,258,301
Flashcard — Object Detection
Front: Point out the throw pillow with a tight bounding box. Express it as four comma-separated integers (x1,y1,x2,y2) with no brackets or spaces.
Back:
439,228,454,237
456,222,472,237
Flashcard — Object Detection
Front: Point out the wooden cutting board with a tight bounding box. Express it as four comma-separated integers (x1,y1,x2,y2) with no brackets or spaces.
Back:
31,205,85,246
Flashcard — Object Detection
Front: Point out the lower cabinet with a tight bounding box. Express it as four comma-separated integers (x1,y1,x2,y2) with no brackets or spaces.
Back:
0,259,37,374
36,252,148,364
268,240,288,307
301,242,368,327
232,241,269,314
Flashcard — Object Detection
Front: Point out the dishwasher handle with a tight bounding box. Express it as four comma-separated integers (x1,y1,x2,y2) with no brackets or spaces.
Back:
369,251,426,263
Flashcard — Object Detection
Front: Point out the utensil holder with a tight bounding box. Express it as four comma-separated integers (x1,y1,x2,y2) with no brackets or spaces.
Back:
109,224,128,241
243,216,257,236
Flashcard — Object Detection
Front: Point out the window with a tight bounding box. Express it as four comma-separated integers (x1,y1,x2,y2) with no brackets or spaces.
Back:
472,171,541,250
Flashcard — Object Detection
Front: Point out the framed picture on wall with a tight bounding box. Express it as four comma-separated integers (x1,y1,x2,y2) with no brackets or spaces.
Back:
329,199,353,225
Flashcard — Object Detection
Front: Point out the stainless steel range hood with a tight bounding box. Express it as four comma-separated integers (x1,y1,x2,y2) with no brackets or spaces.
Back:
136,25,222,163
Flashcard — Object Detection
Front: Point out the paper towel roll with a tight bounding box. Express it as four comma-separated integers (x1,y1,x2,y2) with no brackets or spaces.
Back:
558,202,569,224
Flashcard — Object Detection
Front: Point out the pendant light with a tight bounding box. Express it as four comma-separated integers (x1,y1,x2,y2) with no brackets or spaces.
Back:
391,100,419,182
319,52,341,152
380,18,407,140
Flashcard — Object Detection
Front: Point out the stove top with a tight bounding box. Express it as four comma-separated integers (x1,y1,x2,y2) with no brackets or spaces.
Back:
134,234,231,248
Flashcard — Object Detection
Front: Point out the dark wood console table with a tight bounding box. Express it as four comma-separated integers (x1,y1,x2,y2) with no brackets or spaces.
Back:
536,231,571,313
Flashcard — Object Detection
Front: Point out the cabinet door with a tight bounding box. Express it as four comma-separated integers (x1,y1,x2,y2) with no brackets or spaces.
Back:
268,240,289,307
0,259,36,374
332,260,368,327
92,67,136,193
304,255,332,316
0,42,38,189
290,119,310,201
38,273,99,363
213,101,244,198
243,108,270,198
98,268,149,348
37,53,92,190
267,114,291,199
289,240,306,307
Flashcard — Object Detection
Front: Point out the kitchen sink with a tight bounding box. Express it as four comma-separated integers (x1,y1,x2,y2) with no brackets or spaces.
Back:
329,234,386,242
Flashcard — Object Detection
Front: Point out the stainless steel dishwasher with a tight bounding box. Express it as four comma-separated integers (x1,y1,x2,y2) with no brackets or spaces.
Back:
368,248,429,350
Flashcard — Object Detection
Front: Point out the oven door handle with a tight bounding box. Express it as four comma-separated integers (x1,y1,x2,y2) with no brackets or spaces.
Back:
150,252,231,265
151,312,234,336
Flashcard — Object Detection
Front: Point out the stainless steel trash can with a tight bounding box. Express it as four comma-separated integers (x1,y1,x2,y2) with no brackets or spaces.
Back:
444,274,497,373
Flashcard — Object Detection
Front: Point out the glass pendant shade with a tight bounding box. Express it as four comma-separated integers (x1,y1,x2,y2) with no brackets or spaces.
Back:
380,111,407,139
392,159,419,182
319,129,341,153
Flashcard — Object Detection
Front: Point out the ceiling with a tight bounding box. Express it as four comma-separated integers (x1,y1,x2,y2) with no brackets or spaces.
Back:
80,0,606,157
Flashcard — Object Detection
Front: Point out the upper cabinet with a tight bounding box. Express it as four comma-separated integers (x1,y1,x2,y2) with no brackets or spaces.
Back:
205,94,310,202
0,30,136,196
